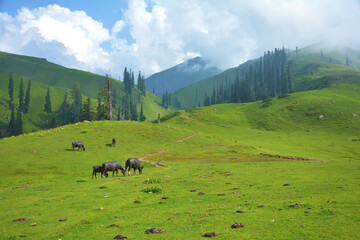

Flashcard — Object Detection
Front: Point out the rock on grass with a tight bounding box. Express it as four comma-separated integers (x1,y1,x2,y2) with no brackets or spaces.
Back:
13,218,30,222
145,228,166,234
231,223,245,228
114,235,128,239
204,232,217,237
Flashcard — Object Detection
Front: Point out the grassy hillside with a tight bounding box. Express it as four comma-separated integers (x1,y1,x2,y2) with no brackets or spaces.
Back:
0,72,71,132
0,80,359,239
0,51,114,99
172,44,360,109
0,52,172,134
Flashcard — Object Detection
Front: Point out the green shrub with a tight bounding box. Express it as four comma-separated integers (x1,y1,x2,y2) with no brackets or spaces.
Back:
141,186,164,193
143,178,161,184
153,111,181,123
278,94,290,99
261,98,273,108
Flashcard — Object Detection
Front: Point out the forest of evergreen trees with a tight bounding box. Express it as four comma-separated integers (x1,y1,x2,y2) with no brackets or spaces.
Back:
6,68,147,137
203,47,292,106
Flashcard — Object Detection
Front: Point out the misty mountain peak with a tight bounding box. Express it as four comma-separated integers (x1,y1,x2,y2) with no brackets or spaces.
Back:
146,57,221,95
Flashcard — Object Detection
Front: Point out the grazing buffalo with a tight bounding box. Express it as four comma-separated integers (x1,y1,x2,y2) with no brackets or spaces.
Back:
112,138,116,147
101,160,125,178
125,158,143,176
72,141,85,151
92,165,107,179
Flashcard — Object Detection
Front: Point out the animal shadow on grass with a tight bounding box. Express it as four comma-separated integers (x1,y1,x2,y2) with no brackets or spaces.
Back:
106,143,113,147
64,149,74,151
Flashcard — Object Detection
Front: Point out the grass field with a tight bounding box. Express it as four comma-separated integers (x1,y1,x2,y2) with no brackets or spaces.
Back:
0,81,359,239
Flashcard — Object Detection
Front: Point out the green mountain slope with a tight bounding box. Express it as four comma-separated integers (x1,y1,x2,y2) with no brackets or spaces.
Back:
172,44,360,109
0,52,172,135
0,51,113,99
0,80,359,239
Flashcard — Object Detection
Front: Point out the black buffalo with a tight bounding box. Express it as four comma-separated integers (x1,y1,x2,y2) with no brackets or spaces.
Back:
125,158,143,176
112,138,116,147
72,141,85,151
101,160,125,178
92,165,107,179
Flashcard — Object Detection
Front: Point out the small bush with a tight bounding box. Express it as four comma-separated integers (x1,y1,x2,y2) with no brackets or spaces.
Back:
153,111,181,123
261,98,273,108
278,94,290,99
143,178,161,184
141,186,164,193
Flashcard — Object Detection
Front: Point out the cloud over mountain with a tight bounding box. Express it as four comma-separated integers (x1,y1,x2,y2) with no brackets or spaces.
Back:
0,0,359,78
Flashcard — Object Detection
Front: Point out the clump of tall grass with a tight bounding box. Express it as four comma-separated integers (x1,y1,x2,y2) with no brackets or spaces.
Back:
143,178,161,184
141,186,164,194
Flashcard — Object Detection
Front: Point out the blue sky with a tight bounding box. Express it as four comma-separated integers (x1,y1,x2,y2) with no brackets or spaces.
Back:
0,0,359,78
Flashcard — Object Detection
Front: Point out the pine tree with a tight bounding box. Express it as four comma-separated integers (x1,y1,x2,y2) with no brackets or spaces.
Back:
117,107,121,120
49,115,57,129
204,92,210,106
59,90,71,125
15,109,23,135
81,98,95,121
8,74,14,109
71,83,82,123
44,87,52,127
8,108,16,136
211,86,216,105
130,70,135,90
44,87,52,113
96,92,105,120
123,94,130,120
240,80,249,103
123,67,129,94
18,78,24,112
104,75,112,120
131,101,138,121
140,103,144,122
24,80,31,113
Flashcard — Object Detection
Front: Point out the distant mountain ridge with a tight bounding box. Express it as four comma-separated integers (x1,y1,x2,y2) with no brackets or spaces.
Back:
145,57,221,95
170,44,360,109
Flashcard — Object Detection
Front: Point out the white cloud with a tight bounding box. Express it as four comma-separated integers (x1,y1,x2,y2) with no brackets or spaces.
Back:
0,4,111,73
112,20,125,35
0,0,359,78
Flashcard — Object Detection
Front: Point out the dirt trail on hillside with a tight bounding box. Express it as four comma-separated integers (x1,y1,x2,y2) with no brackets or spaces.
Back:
139,150,169,168
138,132,197,167
176,132,197,142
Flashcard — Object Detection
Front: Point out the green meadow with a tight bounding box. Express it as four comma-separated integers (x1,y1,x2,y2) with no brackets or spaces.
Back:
0,80,359,239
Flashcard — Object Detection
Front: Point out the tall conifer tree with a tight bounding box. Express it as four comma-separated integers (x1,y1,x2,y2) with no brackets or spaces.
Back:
18,78,24,112
24,80,31,113
8,74,14,109
44,87,52,127
15,108,23,135
8,108,16,136
71,83,82,123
